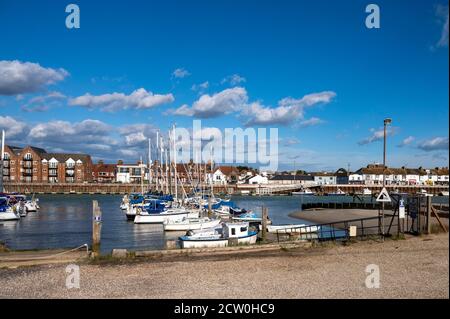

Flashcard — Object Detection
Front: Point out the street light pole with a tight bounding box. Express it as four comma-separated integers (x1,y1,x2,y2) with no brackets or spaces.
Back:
0,130,4,193
381,118,392,238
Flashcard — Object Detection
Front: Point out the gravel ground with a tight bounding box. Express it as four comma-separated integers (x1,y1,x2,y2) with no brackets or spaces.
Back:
0,233,448,299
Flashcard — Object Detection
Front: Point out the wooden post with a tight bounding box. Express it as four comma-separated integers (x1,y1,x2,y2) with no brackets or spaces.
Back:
261,207,268,241
426,196,432,234
92,200,102,257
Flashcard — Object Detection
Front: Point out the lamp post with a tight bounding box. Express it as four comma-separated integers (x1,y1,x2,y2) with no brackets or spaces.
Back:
381,118,392,238
383,118,392,187
0,130,4,193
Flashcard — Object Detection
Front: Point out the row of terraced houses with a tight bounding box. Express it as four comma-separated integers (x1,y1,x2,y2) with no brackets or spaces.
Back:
1,145,449,186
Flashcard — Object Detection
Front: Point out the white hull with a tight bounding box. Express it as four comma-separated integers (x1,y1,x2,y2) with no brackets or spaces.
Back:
0,211,20,221
164,218,221,231
267,224,320,234
134,210,198,224
180,233,257,249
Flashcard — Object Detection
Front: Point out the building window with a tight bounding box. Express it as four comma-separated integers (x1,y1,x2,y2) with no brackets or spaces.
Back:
49,162,58,169
24,153,32,160
3,152,10,160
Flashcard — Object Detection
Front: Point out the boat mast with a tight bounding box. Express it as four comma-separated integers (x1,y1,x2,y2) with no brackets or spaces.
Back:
140,156,144,194
148,138,152,192
173,124,178,202
159,134,163,193
0,130,4,193
164,148,169,194
156,131,160,192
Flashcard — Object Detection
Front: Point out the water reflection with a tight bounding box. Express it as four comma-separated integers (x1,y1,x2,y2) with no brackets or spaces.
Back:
1,194,447,253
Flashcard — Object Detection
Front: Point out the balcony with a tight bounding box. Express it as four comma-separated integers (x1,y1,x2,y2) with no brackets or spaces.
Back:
23,169,33,176
3,161,9,168
49,169,58,176
23,161,32,168
66,169,75,176
2,168,9,176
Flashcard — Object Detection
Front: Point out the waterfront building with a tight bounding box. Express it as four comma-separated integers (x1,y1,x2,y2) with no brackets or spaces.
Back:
311,172,337,185
116,161,147,184
268,174,314,185
207,166,240,185
2,145,92,183
92,161,117,183
335,168,350,185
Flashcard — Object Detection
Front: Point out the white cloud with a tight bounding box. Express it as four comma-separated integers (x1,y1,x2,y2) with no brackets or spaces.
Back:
0,60,69,95
298,117,325,128
358,127,398,145
243,91,336,126
436,5,449,48
282,137,301,146
28,119,113,144
69,88,174,112
397,136,415,147
191,81,209,92
172,68,190,79
222,74,246,86
21,91,66,113
118,124,158,147
417,137,449,151
169,87,248,118
0,116,28,138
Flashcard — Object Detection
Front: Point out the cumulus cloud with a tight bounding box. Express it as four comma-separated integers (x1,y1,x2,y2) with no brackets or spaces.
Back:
169,87,248,118
69,88,174,112
358,126,398,145
172,68,190,79
0,60,69,95
119,124,159,147
397,136,415,147
28,119,112,143
169,88,335,126
222,74,246,86
0,116,28,139
243,91,336,126
417,137,449,151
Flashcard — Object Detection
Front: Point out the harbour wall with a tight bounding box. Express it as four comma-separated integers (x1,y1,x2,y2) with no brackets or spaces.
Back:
3,182,449,195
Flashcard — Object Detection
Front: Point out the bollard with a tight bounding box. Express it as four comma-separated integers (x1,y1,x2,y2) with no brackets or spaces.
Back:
92,200,102,257
261,207,268,241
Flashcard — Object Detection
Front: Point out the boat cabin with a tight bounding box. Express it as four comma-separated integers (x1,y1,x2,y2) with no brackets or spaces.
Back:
223,222,250,239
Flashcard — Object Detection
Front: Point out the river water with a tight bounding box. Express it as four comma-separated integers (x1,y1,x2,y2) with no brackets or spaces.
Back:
0,194,447,253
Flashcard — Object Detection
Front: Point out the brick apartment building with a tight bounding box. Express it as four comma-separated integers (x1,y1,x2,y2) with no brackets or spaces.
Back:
92,160,116,183
2,145,93,183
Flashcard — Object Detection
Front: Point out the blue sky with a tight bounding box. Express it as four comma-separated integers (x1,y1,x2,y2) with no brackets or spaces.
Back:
0,0,448,171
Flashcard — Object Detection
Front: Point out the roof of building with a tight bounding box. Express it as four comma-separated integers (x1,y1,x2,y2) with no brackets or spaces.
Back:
215,166,240,176
93,163,116,173
6,145,47,156
270,175,314,181
41,153,91,163
353,165,449,176
309,172,336,177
